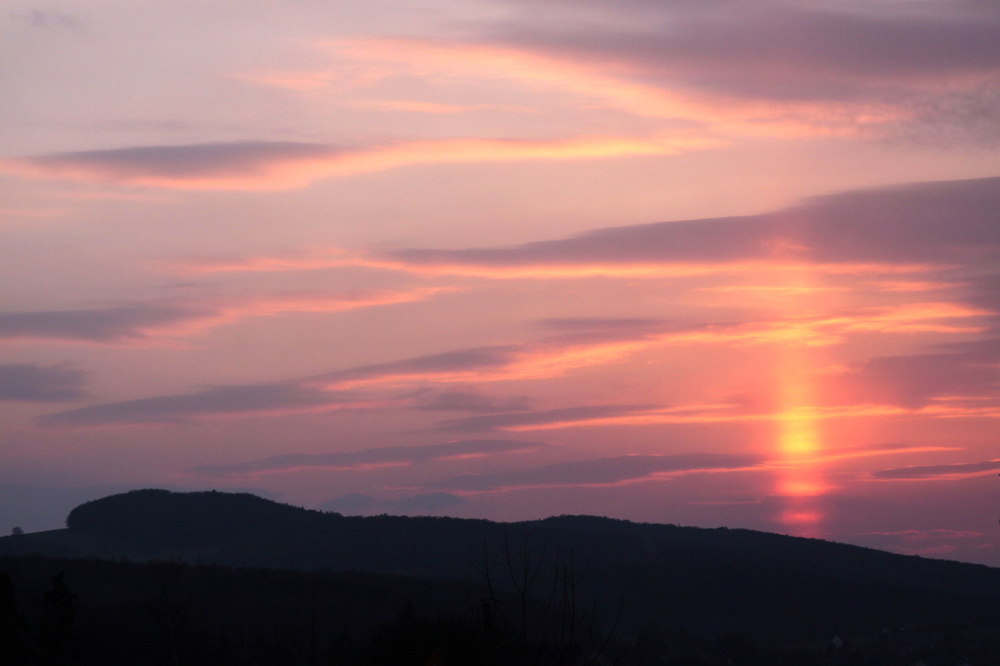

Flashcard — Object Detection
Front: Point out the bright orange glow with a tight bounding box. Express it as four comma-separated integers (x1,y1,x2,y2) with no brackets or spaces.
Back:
759,253,832,534
779,509,824,527
776,477,834,497
778,405,820,457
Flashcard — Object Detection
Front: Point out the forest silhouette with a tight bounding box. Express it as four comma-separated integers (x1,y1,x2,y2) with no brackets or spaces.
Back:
3,489,1000,664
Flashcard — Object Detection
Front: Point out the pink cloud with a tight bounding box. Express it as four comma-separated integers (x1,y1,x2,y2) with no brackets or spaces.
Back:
190,439,549,478
428,453,763,493
0,287,448,345
0,134,719,190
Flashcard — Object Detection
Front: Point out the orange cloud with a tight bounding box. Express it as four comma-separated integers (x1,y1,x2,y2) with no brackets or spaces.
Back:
362,259,938,281
168,249,941,282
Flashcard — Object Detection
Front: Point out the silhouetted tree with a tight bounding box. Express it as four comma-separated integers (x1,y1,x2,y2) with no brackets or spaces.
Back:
478,533,622,666
36,572,78,665
0,572,32,664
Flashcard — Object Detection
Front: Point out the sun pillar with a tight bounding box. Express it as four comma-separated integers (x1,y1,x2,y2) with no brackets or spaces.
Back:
774,348,828,536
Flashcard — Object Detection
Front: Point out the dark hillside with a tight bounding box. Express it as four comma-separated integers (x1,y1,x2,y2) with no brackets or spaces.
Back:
5,489,1000,651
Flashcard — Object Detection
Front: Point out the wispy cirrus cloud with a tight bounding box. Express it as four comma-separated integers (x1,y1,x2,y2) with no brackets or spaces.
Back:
38,383,361,428
433,404,659,432
489,0,1000,139
0,287,447,345
0,133,718,190
235,1,1000,146
505,1,1000,90
305,322,712,389
409,389,533,413
39,313,997,429
429,452,763,493
170,177,1000,286
378,177,1000,273
33,328,668,427
310,345,524,388
428,403,944,433
0,363,87,402
11,9,83,30
0,304,211,344
872,459,1000,481
190,439,549,478
823,329,1000,409
306,330,689,389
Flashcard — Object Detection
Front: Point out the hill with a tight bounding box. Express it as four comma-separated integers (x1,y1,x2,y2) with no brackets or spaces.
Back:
3,489,1000,664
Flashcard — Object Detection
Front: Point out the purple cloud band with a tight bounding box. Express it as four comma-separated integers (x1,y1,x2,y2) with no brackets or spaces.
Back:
384,177,1000,269
497,0,1000,109
0,363,87,402
0,305,207,343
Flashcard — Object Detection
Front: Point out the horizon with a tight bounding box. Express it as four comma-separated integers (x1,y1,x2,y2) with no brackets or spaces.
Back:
2,0,999,567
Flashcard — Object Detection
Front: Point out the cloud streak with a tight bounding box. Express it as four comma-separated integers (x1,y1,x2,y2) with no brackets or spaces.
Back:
501,2,1000,92
430,452,763,492
39,383,361,428
489,0,1000,139
39,318,997,429
0,287,447,345
378,177,1000,273
190,439,549,478
173,178,1000,287
410,389,533,413
0,363,87,402
825,345,1000,410
433,404,659,432
873,459,1000,481
0,133,719,190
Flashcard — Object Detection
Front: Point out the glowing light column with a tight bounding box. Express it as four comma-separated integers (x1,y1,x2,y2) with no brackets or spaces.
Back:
774,352,829,536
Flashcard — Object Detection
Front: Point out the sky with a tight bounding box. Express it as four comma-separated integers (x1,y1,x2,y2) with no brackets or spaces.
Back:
2,0,1000,565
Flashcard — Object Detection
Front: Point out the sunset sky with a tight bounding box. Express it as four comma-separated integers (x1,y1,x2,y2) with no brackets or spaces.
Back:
2,0,1000,565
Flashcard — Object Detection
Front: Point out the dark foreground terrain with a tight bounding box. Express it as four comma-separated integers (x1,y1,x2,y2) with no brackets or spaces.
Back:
3,489,1000,664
